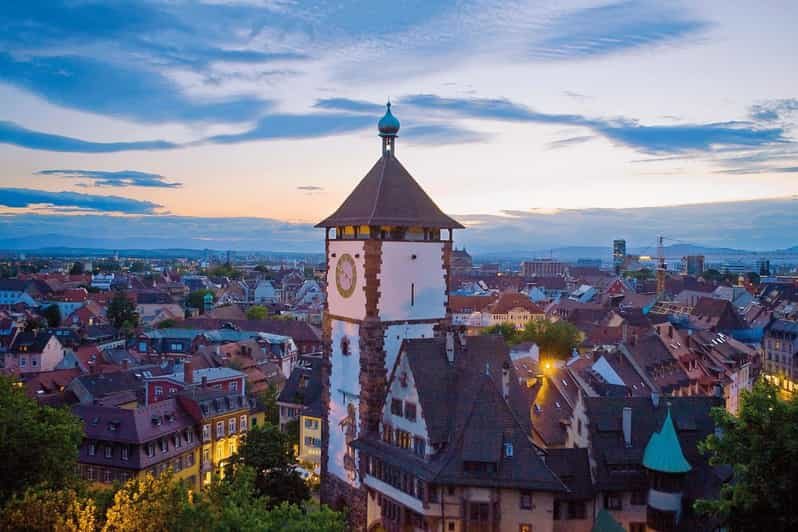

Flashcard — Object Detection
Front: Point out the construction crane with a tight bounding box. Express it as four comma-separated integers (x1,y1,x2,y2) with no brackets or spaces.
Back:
656,235,666,298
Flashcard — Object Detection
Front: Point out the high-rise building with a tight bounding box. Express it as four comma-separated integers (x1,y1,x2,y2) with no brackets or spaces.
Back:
316,103,462,524
682,255,705,276
613,239,626,274
757,258,771,276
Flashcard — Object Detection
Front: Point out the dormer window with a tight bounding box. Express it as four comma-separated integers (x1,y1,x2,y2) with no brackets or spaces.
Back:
504,442,514,457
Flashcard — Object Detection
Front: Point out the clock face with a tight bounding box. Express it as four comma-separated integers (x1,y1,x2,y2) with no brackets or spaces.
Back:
335,253,357,298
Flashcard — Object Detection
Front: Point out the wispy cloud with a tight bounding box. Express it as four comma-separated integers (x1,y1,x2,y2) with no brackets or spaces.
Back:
297,185,323,191
0,121,177,153
37,169,182,188
0,53,271,124
205,113,374,143
530,1,708,60
0,188,162,214
402,124,490,145
314,98,385,114
547,135,594,149
401,94,789,154
749,98,798,122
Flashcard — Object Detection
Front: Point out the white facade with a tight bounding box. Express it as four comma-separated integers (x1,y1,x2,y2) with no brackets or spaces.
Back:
254,280,280,303
326,241,367,321
377,241,446,321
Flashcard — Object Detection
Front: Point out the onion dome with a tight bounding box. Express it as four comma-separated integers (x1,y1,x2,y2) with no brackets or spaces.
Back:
378,102,400,137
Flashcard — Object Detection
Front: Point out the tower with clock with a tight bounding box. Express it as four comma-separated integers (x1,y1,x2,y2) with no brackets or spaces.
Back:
316,102,463,525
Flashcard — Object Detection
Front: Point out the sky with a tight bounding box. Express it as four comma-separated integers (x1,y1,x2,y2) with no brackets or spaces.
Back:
0,1,796,252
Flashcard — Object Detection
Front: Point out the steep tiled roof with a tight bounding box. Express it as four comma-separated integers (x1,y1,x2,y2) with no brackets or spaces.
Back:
448,294,498,313
315,155,463,229
9,331,55,354
487,292,544,314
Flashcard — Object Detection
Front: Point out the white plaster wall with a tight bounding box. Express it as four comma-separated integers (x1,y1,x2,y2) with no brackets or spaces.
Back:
383,322,435,373
382,353,429,445
327,319,361,487
326,241,366,321
378,241,446,321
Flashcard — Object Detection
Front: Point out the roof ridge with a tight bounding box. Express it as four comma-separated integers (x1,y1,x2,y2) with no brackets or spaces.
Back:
367,155,388,225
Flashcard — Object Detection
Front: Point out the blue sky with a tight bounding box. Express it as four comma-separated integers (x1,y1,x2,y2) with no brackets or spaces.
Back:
0,0,796,251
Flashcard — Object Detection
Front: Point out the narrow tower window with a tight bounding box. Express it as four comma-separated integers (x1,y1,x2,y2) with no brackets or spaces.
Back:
411,283,415,306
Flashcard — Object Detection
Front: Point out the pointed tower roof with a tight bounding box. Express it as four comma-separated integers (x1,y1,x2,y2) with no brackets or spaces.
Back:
315,151,463,229
316,103,463,230
642,407,692,474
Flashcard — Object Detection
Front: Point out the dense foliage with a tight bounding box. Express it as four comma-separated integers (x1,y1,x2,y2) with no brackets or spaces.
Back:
0,376,83,505
246,305,269,320
696,380,798,531
0,378,344,531
483,318,582,359
230,424,309,507
106,290,138,333
187,289,214,313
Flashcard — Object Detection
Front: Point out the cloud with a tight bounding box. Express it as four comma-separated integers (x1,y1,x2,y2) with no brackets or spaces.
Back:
0,188,162,214
402,124,490,145
0,121,177,153
749,99,798,122
37,169,182,188
0,198,794,253
205,113,374,143
401,94,789,154
717,166,798,175
547,135,594,149
314,98,385,114
297,185,323,191
530,1,708,60
0,53,270,124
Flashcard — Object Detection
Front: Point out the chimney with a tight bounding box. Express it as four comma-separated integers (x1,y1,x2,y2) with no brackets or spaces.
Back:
184,357,193,385
201,375,208,388
502,362,510,401
622,406,632,448
445,332,455,364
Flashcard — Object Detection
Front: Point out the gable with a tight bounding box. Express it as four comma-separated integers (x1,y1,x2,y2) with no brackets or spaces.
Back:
383,351,429,443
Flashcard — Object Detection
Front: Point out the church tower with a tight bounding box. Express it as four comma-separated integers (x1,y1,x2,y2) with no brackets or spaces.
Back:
316,103,463,526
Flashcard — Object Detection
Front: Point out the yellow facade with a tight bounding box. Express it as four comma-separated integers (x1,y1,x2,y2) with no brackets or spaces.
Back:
200,409,249,486
299,414,322,466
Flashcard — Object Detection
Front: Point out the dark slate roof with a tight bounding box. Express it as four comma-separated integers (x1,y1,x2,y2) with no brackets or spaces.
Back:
529,376,572,447
354,334,566,492
9,331,55,353
315,155,463,229
277,354,322,408
624,334,690,394
546,448,595,500
768,318,798,336
585,395,723,497
690,297,746,331
72,365,172,400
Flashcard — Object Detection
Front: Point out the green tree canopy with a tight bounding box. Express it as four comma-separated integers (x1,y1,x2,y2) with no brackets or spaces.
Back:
42,304,61,327
482,319,581,359
696,380,798,531
0,486,97,532
230,424,309,507
106,290,138,334
0,376,83,505
208,264,241,279
187,289,214,313
246,305,269,320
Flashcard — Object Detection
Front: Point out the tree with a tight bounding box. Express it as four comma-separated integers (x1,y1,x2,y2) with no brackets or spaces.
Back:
106,290,138,333
0,376,83,505
128,261,147,273
69,261,85,275
102,472,192,532
0,486,97,532
230,424,309,507
746,271,761,285
187,290,214,313
246,305,269,320
521,319,582,360
624,268,653,281
695,380,798,531
259,384,280,426
208,264,241,280
482,322,519,345
157,318,177,329
42,304,61,328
